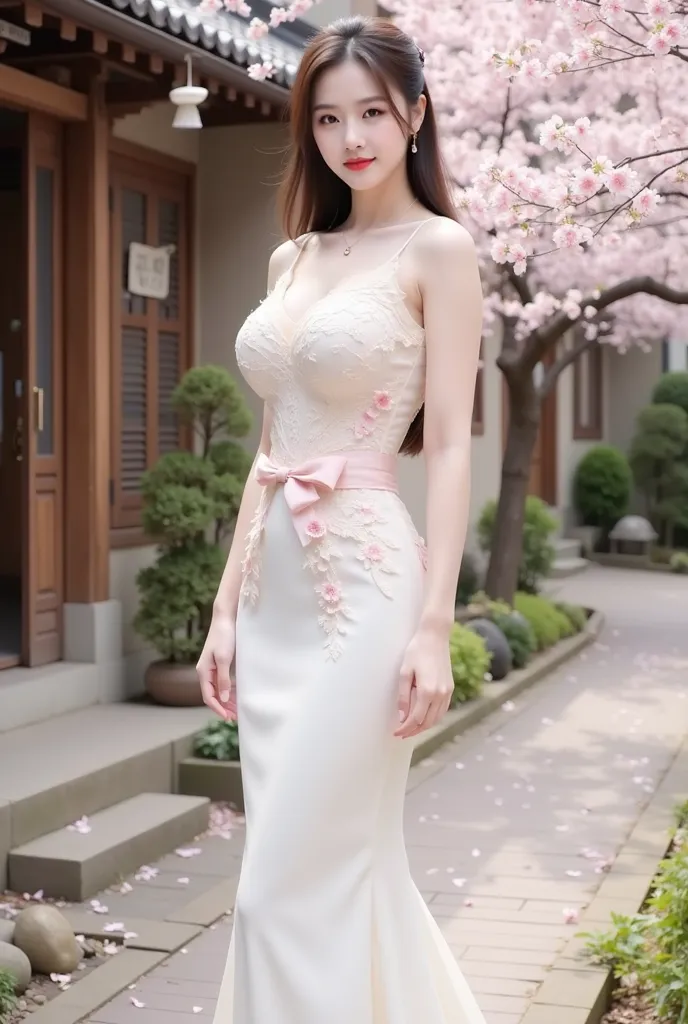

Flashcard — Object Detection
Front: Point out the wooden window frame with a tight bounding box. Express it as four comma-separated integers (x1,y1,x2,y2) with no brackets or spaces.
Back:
573,340,603,440
472,341,485,436
108,141,195,548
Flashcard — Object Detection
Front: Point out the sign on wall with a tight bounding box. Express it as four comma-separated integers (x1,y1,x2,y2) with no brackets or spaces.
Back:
127,243,175,300
0,19,31,46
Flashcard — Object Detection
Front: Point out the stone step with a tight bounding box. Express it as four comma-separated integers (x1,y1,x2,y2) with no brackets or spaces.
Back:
8,792,210,901
0,702,212,889
553,537,583,561
549,556,590,579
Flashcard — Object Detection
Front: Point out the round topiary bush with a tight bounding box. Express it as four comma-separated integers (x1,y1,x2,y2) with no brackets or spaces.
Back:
572,445,632,530
491,610,537,669
513,592,572,650
670,551,688,574
456,552,480,607
448,623,490,705
464,617,512,680
652,371,688,419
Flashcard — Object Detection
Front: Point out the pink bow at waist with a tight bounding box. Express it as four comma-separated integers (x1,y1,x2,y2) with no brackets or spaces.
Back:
254,450,399,546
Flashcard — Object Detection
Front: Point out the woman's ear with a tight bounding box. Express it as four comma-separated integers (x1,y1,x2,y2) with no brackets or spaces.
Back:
412,94,427,134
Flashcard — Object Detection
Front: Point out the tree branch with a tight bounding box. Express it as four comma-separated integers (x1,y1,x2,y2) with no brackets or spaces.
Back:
540,330,597,396
523,277,688,370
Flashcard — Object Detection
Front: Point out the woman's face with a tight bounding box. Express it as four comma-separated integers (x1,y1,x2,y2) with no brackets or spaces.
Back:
311,57,423,191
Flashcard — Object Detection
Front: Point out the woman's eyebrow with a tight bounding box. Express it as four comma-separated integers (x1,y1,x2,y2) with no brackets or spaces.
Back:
312,95,387,112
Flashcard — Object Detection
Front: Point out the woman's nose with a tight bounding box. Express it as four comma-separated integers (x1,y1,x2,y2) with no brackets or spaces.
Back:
344,121,365,150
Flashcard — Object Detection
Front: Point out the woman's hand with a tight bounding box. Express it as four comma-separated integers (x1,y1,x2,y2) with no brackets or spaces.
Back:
393,625,454,739
196,610,238,721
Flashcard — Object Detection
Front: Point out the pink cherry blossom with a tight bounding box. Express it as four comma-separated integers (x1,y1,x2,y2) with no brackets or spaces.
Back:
318,581,341,607
373,390,393,411
305,518,326,540
362,543,384,563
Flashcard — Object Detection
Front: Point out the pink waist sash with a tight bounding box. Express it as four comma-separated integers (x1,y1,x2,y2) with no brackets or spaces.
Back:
254,450,398,546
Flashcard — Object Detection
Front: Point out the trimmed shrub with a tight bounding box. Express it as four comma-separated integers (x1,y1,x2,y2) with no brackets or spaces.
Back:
652,370,688,419
513,592,572,650
491,610,537,669
628,403,688,547
448,623,489,705
477,496,558,594
554,601,588,633
192,719,240,762
572,446,632,530
670,551,688,575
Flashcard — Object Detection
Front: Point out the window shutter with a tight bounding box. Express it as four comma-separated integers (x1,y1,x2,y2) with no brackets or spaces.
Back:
109,154,192,539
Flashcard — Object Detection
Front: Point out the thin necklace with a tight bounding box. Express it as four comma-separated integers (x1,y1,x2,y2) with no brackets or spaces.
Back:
340,198,421,256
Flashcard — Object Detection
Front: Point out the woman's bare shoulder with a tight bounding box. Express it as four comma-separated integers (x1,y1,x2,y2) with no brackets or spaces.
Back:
267,234,311,289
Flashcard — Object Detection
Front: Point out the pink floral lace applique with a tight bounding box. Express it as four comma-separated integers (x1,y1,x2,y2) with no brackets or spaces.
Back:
353,390,394,440
415,534,428,571
302,527,353,661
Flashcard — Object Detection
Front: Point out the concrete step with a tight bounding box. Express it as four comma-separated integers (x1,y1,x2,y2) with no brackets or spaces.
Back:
550,556,590,579
8,792,210,901
554,537,583,561
0,702,213,889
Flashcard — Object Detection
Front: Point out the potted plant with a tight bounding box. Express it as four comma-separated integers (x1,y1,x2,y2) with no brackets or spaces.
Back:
134,365,253,706
178,719,244,810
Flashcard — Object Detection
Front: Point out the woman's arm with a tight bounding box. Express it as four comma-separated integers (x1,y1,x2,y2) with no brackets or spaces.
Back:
212,238,299,620
416,219,483,638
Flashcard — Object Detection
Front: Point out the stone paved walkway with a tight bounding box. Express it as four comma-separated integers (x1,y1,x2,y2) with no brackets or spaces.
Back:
83,565,688,1024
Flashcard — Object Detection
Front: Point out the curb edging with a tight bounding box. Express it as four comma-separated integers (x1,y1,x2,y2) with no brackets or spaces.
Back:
411,609,605,766
520,733,688,1024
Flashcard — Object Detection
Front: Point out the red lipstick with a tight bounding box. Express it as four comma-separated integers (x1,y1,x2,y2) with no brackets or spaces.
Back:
344,158,375,171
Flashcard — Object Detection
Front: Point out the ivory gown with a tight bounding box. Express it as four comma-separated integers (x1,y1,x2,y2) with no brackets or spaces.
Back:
212,221,486,1024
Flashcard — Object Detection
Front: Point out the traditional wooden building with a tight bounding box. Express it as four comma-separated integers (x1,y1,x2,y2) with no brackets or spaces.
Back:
0,0,320,719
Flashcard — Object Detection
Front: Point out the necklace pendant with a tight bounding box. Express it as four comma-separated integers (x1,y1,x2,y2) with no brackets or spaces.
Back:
343,246,351,256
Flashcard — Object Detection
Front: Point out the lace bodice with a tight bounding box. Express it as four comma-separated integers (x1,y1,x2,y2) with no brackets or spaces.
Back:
234,223,430,656
235,227,427,464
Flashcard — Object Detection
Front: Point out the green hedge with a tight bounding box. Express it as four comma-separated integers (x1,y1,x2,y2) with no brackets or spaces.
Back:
448,623,489,704
513,593,575,650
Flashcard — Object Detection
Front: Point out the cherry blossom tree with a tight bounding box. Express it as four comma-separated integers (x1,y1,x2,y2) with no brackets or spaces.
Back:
388,0,688,600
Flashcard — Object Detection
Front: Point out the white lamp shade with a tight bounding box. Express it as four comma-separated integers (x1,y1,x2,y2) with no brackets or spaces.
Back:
169,84,208,130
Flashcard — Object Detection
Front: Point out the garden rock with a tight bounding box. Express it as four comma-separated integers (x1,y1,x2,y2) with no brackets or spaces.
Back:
0,940,32,993
465,617,512,680
13,905,82,975
0,919,15,943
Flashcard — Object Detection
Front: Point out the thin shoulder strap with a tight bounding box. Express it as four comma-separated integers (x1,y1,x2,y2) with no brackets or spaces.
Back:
284,232,314,287
390,218,436,262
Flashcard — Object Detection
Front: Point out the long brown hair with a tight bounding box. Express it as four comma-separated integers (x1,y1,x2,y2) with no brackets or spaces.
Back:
277,15,457,456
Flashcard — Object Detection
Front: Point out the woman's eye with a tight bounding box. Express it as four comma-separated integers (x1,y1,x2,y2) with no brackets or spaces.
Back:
363,107,385,118
318,114,337,125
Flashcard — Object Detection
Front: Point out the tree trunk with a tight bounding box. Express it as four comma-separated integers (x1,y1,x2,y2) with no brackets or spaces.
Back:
484,374,541,603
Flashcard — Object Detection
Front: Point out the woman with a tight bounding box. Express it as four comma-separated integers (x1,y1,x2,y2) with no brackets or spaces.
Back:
197,14,485,1024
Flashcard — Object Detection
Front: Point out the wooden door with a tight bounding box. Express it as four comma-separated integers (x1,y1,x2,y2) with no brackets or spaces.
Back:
22,113,64,666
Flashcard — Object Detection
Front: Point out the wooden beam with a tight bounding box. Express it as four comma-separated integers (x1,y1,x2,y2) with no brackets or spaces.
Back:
92,30,108,54
59,18,77,41
24,2,42,25
63,78,110,603
121,43,136,63
149,52,163,74
0,62,87,119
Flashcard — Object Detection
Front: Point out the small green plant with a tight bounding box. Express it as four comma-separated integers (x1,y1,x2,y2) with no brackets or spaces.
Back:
513,592,572,650
192,719,240,762
579,827,688,1024
0,968,17,1023
573,445,632,530
670,551,688,575
134,366,253,663
448,623,489,704
468,590,512,618
490,611,537,669
477,495,558,594
553,601,588,633
653,371,688,420
456,552,480,607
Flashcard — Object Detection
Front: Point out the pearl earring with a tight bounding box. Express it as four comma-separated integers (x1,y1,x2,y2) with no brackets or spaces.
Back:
411,131,418,154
